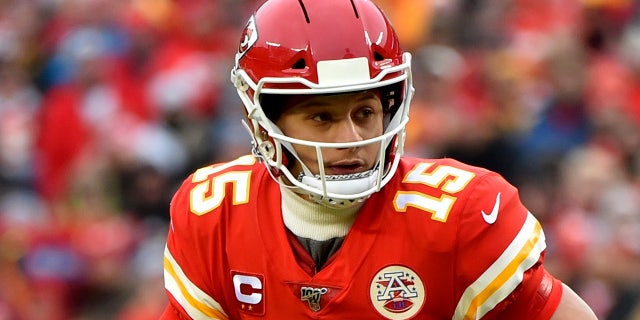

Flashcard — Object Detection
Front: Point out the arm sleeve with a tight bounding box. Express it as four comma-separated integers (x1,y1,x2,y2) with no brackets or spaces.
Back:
160,304,188,320
453,172,554,319
488,264,563,320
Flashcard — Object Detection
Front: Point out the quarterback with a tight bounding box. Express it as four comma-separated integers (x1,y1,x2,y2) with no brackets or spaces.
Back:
162,0,597,319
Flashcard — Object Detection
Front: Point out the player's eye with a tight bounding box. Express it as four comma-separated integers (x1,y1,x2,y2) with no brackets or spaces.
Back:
311,112,332,123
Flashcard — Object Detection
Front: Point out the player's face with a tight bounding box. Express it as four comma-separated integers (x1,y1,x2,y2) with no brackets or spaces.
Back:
275,91,385,177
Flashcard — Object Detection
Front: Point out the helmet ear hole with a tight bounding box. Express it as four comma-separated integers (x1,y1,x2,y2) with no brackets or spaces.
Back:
373,52,385,61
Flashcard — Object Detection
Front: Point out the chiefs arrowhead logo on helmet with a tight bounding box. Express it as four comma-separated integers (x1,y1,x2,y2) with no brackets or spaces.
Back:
238,15,258,56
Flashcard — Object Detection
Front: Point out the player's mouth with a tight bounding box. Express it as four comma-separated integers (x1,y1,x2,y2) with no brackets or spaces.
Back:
325,160,367,175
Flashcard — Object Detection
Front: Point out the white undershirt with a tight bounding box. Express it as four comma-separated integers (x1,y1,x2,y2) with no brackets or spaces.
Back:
280,186,361,241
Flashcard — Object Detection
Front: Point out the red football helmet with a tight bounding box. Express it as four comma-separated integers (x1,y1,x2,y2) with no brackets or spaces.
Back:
231,0,414,208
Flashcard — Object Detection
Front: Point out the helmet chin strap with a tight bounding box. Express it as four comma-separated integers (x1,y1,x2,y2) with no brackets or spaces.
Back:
296,168,379,209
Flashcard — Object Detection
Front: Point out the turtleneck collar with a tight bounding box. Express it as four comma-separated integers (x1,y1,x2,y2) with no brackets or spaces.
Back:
280,186,362,241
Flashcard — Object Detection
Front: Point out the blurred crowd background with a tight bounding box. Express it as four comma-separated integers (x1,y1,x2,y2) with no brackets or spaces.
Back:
0,0,639,319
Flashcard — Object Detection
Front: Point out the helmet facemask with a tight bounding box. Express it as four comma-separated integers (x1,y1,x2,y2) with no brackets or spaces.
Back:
229,0,414,208
232,53,414,208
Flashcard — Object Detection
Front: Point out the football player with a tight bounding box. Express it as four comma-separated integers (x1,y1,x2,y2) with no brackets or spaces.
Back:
162,0,598,318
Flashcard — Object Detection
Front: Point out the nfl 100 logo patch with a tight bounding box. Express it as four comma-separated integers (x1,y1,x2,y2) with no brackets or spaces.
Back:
300,286,328,312
370,265,425,319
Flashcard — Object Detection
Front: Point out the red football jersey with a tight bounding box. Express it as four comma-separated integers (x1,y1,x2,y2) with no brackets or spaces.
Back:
163,155,562,319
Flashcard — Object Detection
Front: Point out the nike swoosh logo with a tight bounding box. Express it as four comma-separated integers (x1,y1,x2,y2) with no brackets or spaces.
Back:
481,192,501,224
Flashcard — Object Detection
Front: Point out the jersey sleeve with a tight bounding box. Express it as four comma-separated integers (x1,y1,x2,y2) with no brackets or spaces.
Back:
160,303,191,320
163,173,231,320
451,171,561,319
488,263,563,319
